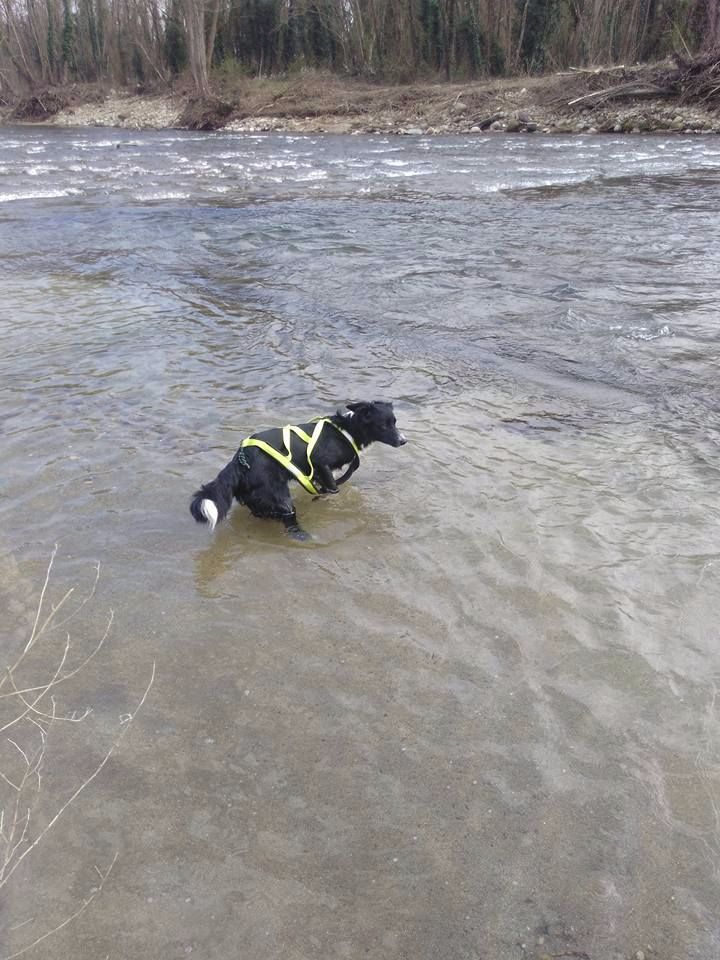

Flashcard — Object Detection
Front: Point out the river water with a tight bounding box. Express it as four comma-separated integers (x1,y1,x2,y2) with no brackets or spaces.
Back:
1,126,719,959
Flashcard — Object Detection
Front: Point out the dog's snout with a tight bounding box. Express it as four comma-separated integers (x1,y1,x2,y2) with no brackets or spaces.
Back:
396,433,407,446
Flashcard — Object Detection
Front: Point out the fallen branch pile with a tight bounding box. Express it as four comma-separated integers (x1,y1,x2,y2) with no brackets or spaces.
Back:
565,50,720,108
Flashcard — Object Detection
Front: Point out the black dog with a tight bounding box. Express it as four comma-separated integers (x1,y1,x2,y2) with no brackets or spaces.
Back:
190,401,406,539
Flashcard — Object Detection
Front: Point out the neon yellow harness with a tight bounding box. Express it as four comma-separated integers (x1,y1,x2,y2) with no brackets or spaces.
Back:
240,418,360,496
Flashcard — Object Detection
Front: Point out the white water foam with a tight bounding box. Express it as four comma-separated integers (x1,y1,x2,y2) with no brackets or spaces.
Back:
132,190,191,201
0,187,82,203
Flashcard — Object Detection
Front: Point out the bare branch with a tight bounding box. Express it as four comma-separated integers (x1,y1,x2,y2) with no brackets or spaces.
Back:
0,638,71,734
0,550,155,959
0,610,113,702
0,662,155,891
0,853,119,960
6,740,30,768
0,546,58,692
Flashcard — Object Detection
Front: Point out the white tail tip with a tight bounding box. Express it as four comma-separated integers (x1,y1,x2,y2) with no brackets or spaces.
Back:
200,499,218,531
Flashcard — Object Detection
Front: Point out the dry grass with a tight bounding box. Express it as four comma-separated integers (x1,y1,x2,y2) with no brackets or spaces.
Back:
215,70,521,120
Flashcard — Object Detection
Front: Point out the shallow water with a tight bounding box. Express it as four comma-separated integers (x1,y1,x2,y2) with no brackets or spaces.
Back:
1,126,720,959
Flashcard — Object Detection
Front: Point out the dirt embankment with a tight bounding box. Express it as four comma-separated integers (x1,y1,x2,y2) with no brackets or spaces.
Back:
4,56,720,136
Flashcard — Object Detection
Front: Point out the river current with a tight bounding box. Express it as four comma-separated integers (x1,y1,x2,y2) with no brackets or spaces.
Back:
1,126,719,959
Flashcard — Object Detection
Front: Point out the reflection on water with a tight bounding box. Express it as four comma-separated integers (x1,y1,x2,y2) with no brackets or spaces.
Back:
1,126,720,959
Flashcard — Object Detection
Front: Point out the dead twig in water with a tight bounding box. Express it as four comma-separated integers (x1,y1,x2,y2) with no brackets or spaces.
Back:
1,852,118,960
0,662,155,891
0,548,155,957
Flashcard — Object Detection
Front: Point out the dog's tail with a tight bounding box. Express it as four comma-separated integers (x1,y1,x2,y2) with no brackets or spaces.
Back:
190,455,245,531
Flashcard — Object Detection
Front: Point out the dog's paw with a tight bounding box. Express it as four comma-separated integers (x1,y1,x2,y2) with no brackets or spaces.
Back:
287,527,311,542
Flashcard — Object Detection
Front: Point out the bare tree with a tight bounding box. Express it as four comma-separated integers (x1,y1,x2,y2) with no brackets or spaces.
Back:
183,0,210,93
0,0,717,97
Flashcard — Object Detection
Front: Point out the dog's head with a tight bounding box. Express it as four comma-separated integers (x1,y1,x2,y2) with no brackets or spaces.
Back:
345,401,407,447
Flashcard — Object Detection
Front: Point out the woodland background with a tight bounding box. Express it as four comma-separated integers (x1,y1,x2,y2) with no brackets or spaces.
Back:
1,0,719,101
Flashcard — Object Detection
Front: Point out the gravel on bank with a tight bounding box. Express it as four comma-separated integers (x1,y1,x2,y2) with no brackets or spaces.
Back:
4,64,720,136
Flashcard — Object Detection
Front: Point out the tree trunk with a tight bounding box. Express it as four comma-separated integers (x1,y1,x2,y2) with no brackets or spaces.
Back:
205,0,220,67
184,0,210,95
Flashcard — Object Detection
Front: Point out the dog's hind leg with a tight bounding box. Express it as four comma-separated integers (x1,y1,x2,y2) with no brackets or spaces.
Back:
281,511,310,541
245,482,311,541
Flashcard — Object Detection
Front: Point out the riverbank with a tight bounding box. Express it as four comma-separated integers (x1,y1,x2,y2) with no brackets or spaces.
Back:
4,60,720,135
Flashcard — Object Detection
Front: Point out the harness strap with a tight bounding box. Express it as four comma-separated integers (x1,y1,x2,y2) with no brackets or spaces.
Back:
240,418,359,495
323,420,360,485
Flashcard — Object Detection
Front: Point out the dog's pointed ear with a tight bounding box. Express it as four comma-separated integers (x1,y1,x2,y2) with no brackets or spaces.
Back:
346,401,373,420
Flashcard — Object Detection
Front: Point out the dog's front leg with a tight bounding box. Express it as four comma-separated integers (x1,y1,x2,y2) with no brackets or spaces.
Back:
314,464,339,495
